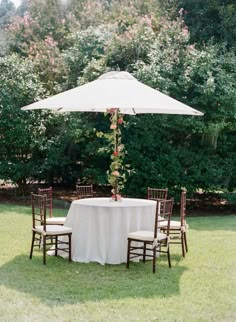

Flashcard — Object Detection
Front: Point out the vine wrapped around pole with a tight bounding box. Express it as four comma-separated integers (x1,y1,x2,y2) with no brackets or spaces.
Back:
107,108,125,201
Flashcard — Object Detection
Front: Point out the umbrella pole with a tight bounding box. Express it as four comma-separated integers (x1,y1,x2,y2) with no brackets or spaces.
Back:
114,109,118,201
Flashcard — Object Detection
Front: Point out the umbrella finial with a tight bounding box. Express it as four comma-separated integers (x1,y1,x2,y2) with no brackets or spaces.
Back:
98,71,136,80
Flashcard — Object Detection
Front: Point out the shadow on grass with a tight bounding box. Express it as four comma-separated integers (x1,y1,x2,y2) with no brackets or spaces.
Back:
0,253,186,305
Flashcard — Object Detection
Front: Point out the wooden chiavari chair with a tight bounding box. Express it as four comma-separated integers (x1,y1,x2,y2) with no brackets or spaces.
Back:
160,190,188,257
126,199,173,273
38,187,66,225
147,187,168,200
76,184,94,199
30,193,72,265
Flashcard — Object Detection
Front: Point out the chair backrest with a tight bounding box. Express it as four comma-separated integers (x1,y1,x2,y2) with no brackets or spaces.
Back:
147,187,168,201
76,184,94,199
38,187,53,217
154,199,174,239
180,190,187,226
31,193,47,231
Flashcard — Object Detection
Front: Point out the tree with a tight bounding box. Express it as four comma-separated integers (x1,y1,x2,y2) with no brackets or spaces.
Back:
63,25,113,88
7,0,79,55
0,0,16,56
0,54,46,193
1,0,235,197
124,17,236,196
0,0,15,27
27,35,68,94
163,0,236,48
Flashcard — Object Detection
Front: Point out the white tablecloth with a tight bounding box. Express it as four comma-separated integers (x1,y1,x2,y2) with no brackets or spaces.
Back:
64,197,156,265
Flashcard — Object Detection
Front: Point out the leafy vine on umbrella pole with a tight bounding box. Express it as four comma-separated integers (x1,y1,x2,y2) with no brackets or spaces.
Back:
97,108,133,201
106,108,126,201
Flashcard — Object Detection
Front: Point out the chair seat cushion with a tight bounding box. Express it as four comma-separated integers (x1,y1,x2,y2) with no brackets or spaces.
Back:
34,225,72,235
46,217,66,225
159,220,181,229
127,231,167,241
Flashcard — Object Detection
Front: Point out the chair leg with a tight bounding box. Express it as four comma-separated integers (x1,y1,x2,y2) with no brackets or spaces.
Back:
38,235,42,249
143,242,146,263
184,232,188,253
152,246,156,273
167,246,171,268
126,239,131,269
181,232,185,257
55,236,58,257
29,231,35,259
43,235,46,265
68,234,72,262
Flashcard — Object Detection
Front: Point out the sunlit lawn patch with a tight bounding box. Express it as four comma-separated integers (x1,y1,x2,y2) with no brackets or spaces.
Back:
0,204,235,321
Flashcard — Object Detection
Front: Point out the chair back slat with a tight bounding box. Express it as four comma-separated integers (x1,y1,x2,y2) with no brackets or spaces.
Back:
147,187,168,201
31,193,47,231
180,190,187,226
154,199,173,238
38,187,53,217
76,184,94,199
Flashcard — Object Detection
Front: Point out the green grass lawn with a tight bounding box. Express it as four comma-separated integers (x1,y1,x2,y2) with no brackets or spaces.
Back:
0,203,235,321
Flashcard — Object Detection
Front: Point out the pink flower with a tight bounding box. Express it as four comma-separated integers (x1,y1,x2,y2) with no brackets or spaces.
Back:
118,145,123,152
45,35,57,47
110,124,117,130
187,44,195,50
113,151,119,156
112,171,119,177
111,194,122,201
23,14,30,26
118,118,123,124
107,108,117,114
182,27,188,35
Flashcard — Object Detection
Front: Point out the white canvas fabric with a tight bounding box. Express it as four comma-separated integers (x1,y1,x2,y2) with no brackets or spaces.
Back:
22,71,203,116
59,197,156,265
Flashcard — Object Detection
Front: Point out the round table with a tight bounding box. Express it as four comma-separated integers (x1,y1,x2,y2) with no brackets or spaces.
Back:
64,197,156,264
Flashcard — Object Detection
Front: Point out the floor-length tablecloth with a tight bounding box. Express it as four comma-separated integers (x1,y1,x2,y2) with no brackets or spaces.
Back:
64,197,156,264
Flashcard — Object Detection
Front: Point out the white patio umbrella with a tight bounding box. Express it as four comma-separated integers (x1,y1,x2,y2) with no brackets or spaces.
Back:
22,71,203,200
22,71,203,116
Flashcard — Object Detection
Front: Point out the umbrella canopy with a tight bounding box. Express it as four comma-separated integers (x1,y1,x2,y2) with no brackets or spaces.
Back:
22,71,203,116
21,70,203,201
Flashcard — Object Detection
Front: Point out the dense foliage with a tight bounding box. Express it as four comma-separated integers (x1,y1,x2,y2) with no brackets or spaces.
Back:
0,0,235,198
